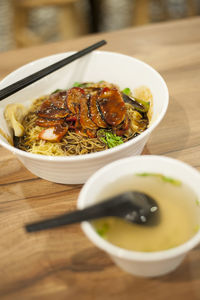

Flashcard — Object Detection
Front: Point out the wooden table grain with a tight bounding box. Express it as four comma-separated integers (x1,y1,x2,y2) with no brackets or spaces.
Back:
1,17,200,300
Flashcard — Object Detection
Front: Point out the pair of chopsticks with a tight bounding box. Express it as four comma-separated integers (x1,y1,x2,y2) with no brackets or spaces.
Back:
0,40,107,101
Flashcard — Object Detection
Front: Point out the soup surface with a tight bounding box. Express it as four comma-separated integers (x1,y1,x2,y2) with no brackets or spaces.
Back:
93,174,200,252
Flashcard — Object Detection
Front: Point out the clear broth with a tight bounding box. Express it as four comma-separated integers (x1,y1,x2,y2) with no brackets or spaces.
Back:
92,174,200,252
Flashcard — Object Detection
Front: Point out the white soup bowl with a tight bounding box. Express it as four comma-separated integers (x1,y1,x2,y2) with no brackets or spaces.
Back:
78,155,200,277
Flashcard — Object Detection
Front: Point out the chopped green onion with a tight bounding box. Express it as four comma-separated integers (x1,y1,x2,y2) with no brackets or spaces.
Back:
136,173,182,186
136,173,158,177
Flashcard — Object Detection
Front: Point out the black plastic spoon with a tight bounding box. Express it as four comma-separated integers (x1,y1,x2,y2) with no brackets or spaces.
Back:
25,191,159,233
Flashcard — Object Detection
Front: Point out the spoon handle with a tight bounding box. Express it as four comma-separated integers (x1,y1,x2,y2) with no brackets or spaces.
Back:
25,200,117,232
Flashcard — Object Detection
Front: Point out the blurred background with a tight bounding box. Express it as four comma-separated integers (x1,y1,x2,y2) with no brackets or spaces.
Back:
0,0,200,52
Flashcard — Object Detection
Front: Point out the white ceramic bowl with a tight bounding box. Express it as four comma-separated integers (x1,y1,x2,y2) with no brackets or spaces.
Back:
77,155,200,277
0,51,168,184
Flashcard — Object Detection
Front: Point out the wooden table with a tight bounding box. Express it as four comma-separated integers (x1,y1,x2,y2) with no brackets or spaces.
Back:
1,17,200,300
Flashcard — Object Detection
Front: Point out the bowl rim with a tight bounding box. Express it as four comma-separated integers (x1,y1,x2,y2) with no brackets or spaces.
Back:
0,50,169,161
78,155,200,262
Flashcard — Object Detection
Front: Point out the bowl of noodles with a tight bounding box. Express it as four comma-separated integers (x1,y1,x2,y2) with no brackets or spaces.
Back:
0,50,168,184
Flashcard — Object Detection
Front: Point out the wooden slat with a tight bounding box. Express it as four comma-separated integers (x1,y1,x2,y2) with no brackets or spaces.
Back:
13,0,77,8
11,0,82,48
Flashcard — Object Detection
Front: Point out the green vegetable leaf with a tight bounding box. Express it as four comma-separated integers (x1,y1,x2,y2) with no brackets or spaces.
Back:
96,223,109,237
122,89,150,113
134,97,150,112
98,129,124,148
73,82,82,87
105,132,124,148
122,87,131,96
136,173,182,186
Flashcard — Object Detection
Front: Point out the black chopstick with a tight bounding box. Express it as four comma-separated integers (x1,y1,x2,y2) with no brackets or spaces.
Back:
0,40,107,101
